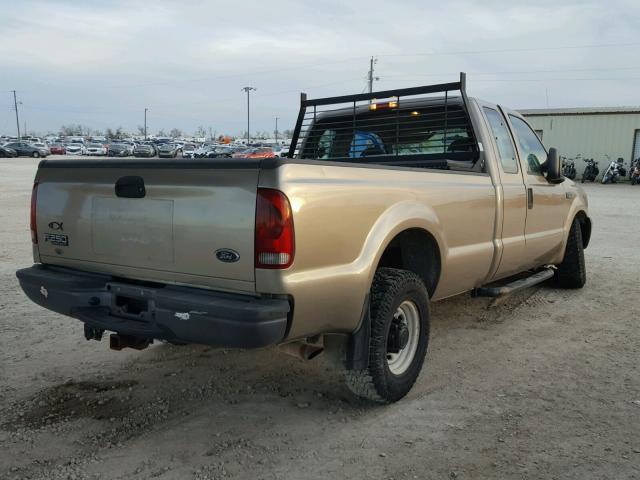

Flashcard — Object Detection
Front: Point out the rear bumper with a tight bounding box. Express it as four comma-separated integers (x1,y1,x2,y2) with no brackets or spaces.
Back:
16,265,290,348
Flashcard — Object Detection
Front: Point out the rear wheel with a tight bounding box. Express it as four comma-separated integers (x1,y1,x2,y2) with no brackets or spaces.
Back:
553,218,586,289
345,268,430,403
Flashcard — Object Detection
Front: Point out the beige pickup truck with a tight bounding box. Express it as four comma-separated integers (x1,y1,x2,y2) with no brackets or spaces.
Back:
17,74,590,403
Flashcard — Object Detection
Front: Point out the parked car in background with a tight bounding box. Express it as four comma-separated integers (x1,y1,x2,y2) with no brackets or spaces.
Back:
157,143,182,158
32,142,51,155
182,143,197,158
90,136,108,146
272,145,289,157
85,143,108,156
107,143,133,157
49,143,66,155
64,143,87,156
3,142,49,158
193,144,215,158
231,148,253,158
133,144,156,157
0,145,18,157
242,147,276,159
207,145,233,158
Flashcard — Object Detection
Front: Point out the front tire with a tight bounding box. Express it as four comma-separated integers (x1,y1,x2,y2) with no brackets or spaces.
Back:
32,151,40,158
345,268,430,403
553,218,586,289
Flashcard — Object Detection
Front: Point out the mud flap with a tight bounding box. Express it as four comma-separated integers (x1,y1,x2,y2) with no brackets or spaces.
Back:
346,294,370,370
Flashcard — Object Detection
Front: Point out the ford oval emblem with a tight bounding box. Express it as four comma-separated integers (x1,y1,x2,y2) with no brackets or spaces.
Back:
215,249,240,263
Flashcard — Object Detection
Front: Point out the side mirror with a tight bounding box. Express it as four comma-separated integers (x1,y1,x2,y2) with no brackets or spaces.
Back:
545,147,565,184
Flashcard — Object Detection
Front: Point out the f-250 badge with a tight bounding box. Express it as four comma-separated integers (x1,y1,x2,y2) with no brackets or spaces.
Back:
44,233,69,246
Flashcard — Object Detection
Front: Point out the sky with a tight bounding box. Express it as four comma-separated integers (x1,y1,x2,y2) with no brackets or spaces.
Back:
1,0,639,137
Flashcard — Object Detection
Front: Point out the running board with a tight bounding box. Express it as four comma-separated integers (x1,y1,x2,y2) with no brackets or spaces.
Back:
472,268,555,298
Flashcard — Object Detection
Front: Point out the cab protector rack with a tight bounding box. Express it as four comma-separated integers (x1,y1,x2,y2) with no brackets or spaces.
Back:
287,72,481,170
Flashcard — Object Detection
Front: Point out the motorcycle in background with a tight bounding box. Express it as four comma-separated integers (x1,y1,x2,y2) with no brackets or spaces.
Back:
630,158,640,185
617,158,627,178
601,156,626,184
581,158,599,183
561,155,578,180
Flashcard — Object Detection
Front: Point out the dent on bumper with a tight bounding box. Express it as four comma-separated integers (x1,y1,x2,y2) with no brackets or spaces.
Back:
16,265,290,348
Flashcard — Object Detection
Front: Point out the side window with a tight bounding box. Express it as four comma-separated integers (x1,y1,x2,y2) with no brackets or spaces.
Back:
509,115,547,175
483,107,518,174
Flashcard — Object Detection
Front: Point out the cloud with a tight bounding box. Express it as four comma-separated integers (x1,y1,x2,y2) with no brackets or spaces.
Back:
1,0,639,134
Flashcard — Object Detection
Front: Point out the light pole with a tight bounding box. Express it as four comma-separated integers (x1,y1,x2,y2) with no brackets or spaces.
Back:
275,117,279,144
241,87,256,145
144,108,148,140
12,90,21,139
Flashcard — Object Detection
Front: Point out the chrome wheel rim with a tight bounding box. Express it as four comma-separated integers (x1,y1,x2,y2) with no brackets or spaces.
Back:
386,300,420,375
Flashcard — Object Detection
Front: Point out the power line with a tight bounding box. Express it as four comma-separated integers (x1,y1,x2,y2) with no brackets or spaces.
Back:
378,41,640,58
382,66,640,79
16,42,638,94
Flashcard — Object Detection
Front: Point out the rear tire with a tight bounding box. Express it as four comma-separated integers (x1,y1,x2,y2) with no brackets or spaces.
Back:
345,268,430,403
553,218,586,289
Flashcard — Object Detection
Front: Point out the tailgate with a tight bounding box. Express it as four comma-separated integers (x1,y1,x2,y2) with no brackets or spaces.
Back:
34,159,260,294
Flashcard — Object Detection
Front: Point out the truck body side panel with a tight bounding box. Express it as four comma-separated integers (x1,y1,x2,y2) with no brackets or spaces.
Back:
256,162,497,339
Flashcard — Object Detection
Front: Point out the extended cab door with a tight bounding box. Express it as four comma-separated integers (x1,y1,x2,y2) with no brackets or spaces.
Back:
478,104,528,279
505,111,565,267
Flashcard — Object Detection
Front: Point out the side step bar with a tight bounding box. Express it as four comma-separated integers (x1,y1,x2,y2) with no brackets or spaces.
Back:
472,268,555,298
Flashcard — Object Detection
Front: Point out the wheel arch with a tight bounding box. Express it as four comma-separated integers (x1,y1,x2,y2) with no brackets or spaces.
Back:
375,228,442,298
347,211,443,371
575,210,591,249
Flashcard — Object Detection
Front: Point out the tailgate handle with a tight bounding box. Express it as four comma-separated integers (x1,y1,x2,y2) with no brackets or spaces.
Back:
115,176,146,198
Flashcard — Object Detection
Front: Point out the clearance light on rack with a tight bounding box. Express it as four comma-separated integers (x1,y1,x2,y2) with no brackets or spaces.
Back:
368,98,399,111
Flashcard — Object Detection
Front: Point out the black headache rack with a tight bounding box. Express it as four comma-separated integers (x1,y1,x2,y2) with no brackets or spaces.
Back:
287,72,482,171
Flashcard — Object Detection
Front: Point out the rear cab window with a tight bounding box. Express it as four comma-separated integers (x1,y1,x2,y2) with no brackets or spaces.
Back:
300,100,481,172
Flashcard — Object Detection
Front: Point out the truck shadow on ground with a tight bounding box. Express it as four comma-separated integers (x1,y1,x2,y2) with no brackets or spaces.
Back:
6,283,554,437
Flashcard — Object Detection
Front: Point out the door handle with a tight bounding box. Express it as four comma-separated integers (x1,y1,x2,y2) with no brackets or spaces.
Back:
527,187,533,209
115,176,146,198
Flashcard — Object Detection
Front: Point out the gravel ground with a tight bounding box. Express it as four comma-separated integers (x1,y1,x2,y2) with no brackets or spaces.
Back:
1,157,639,480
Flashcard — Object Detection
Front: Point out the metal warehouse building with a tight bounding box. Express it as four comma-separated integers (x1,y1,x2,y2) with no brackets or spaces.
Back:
519,107,640,166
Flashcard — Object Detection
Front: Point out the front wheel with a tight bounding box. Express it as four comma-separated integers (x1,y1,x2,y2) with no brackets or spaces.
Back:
32,151,40,158
345,268,430,403
553,218,586,289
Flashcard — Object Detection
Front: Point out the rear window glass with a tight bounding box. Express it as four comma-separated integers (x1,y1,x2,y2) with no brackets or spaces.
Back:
300,103,478,171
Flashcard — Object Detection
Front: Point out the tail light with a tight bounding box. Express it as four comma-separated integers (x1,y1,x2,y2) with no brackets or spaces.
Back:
255,188,294,269
30,182,38,244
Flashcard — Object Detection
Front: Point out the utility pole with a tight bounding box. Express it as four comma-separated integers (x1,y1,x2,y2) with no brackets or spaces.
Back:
12,90,21,139
368,57,379,94
144,108,148,139
275,117,279,144
241,87,256,145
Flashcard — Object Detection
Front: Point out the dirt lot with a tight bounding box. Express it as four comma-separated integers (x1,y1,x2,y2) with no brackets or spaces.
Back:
1,157,638,480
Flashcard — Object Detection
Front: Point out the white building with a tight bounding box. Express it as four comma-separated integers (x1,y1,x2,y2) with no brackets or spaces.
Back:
520,107,640,165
